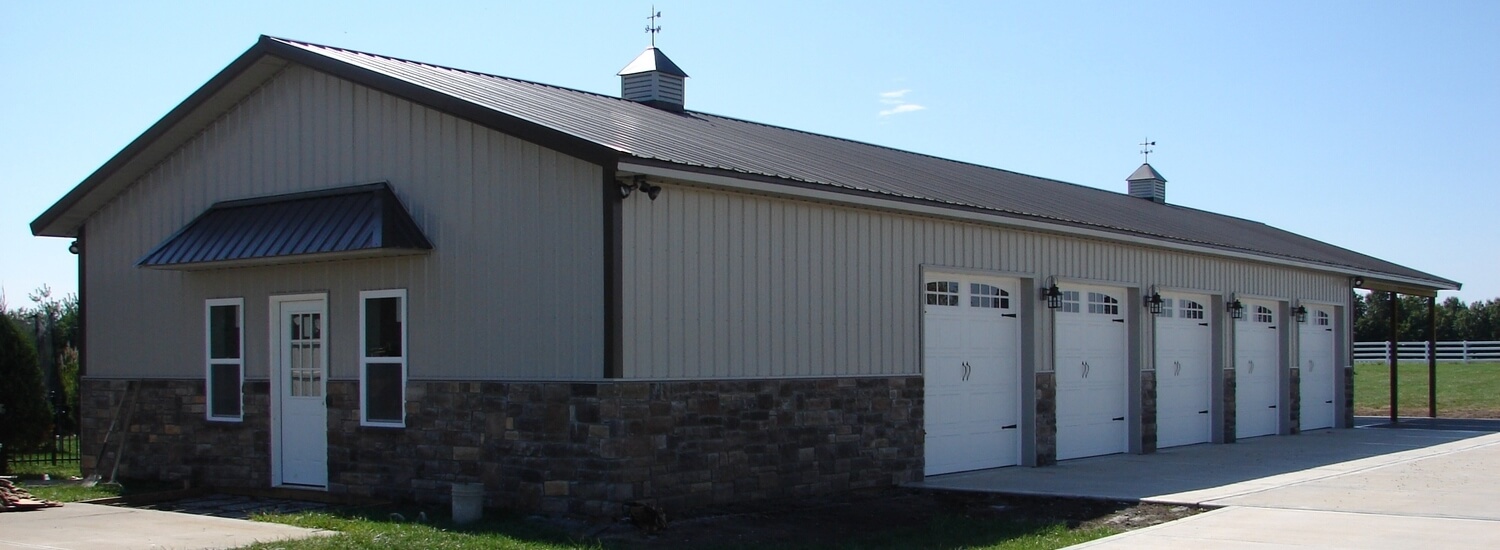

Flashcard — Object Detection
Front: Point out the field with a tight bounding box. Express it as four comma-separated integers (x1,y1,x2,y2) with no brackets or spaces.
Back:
1353,361,1500,418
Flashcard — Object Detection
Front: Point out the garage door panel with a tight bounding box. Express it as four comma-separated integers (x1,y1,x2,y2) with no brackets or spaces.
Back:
1235,299,1281,438
1156,293,1213,448
923,274,1021,475
1056,285,1128,461
1299,305,1337,430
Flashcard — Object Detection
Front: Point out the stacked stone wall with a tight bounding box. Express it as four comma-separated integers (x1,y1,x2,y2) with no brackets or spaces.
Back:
83,376,922,518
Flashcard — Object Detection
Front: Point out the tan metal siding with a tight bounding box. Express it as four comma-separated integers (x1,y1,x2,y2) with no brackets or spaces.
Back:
621,184,1347,379
85,66,604,382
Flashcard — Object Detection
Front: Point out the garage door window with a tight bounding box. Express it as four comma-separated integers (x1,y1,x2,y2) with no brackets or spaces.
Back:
1255,306,1274,323
1088,292,1119,315
970,283,1010,309
1316,311,1330,326
926,281,960,306
1061,290,1081,313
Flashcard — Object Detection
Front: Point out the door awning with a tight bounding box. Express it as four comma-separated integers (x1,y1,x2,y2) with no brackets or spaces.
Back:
138,182,432,270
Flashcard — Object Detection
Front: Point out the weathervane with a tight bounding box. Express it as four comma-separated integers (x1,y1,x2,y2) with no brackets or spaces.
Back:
1140,138,1156,164
646,6,662,46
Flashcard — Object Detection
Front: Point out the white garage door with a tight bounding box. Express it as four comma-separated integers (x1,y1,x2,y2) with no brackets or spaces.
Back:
1155,293,1213,448
923,274,1022,475
1055,284,1129,460
1235,299,1281,438
1299,306,1337,431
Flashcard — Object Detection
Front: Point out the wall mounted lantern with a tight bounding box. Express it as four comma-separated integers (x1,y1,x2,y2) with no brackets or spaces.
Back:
1293,305,1308,323
1352,276,1365,288
1227,298,1245,320
1144,287,1164,316
1043,277,1063,309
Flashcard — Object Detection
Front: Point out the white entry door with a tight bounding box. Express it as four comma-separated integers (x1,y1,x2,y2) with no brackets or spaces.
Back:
1235,299,1281,438
274,297,328,488
1299,306,1337,431
1055,284,1129,460
1155,293,1213,448
923,274,1022,475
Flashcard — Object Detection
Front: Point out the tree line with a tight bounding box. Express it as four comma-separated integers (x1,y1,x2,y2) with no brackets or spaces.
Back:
0,286,79,470
1353,292,1500,343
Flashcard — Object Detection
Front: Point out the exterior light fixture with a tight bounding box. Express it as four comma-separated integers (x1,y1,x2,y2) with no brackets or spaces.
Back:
1145,287,1164,316
639,181,662,200
617,176,662,200
1043,277,1063,309
1293,305,1308,323
1227,298,1245,320
1352,276,1364,288
68,240,80,255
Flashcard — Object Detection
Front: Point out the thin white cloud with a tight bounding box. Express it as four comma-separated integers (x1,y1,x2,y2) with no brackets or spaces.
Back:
877,89,926,116
879,104,927,116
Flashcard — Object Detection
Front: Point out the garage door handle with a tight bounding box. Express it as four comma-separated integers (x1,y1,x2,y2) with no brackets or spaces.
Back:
1112,319,1125,323
1269,405,1278,409
1112,417,1125,421
1198,322,1209,326
1198,410,1210,414
1082,361,1090,378
1247,360,1254,373
962,362,971,381
1325,400,1333,404
1002,313,1017,318
1174,361,1181,376
1002,424,1018,429
1307,360,1315,372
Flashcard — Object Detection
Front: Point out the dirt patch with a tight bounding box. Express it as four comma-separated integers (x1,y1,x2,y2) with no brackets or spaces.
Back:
578,489,1203,549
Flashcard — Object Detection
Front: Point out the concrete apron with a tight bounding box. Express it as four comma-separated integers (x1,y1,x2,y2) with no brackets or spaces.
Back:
912,427,1500,549
0,502,331,550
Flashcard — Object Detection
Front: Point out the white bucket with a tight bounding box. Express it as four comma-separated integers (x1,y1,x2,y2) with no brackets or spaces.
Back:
451,482,485,524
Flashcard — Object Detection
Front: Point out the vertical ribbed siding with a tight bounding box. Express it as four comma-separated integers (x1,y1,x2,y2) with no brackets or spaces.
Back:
621,185,1347,379
86,66,604,381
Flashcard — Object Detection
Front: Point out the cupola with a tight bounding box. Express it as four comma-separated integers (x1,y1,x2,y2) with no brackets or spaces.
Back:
1127,163,1167,203
618,46,688,111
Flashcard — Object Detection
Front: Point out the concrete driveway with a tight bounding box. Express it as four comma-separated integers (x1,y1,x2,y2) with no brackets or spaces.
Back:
914,421,1500,549
0,502,330,550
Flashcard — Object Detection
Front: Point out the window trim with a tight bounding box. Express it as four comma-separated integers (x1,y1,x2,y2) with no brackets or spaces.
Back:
359,289,408,427
205,297,245,422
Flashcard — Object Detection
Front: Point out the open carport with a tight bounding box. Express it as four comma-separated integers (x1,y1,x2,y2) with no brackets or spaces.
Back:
914,421,1500,548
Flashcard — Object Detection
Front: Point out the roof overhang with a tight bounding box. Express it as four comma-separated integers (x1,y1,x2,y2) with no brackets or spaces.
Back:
618,160,1461,294
137,182,431,271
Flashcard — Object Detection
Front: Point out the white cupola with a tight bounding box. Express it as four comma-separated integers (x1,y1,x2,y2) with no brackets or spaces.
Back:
1127,163,1168,203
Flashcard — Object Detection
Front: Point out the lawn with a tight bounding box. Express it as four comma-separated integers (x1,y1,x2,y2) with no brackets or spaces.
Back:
1353,361,1500,418
245,508,1117,550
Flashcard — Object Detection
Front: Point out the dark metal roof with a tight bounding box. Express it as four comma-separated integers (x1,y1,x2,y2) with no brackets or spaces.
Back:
137,182,431,270
618,47,689,77
1127,163,1166,182
33,36,1458,290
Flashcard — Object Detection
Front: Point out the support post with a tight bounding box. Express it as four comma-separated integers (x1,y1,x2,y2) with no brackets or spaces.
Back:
1388,291,1399,424
1428,296,1437,418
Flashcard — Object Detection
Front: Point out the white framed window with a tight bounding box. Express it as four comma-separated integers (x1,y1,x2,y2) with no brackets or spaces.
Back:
1087,292,1120,315
1255,305,1274,323
360,289,407,426
1316,310,1331,326
925,281,960,306
205,298,244,421
1061,290,1081,313
969,283,1010,309
1180,300,1205,320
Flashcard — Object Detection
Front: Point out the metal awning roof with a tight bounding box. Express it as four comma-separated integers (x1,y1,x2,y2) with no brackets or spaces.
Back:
137,182,431,270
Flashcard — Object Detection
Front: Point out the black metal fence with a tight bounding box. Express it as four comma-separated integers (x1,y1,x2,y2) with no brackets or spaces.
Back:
3,435,80,472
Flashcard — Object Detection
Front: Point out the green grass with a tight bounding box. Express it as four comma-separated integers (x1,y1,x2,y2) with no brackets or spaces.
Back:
242,510,601,550
244,509,1116,550
17,482,122,503
1354,361,1500,418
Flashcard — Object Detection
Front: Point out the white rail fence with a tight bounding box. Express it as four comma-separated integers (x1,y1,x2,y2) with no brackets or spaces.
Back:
1353,341,1500,363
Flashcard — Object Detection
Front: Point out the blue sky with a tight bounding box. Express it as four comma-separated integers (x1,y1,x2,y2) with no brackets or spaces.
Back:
3,1,1497,306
